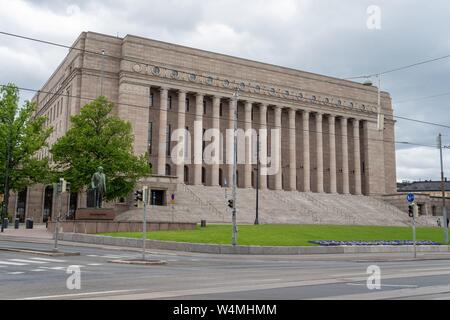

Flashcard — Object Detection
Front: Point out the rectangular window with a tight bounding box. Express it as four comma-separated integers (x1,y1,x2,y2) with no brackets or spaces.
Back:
202,128,206,157
203,100,207,115
149,92,154,107
219,103,223,117
166,124,171,156
148,122,153,155
169,96,172,110
186,98,190,112
185,126,189,156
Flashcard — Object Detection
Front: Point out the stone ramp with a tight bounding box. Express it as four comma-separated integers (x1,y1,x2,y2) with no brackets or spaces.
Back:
116,185,416,227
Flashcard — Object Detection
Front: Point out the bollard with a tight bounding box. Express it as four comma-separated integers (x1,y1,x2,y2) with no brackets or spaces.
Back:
3,218,8,229
14,218,19,229
26,218,34,229
201,220,207,228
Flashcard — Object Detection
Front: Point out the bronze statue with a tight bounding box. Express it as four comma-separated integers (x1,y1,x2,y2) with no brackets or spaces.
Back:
91,166,106,208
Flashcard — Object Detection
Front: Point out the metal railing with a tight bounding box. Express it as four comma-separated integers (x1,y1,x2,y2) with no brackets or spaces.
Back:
182,184,226,222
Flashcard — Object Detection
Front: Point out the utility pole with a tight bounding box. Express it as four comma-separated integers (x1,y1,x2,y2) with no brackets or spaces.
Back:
142,186,148,260
438,133,448,243
363,75,383,131
100,49,105,96
232,88,239,246
255,132,260,225
1,120,12,233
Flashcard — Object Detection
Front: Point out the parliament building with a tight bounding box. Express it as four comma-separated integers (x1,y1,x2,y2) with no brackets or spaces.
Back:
8,31,399,225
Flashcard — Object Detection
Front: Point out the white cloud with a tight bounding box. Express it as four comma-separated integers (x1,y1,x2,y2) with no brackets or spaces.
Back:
396,146,450,181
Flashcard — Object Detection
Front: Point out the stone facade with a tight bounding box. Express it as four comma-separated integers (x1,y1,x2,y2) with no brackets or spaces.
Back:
9,31,397,223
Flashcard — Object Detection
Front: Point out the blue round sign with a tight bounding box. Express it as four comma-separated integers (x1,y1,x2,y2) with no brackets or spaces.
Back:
407,193,415,203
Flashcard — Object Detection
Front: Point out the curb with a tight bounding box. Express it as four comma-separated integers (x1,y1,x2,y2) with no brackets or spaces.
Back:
0,247,80,256
108,259,167,266
57,233,450,255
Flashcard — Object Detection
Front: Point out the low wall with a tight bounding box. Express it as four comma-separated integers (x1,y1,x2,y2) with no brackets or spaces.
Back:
47,221,196,234
57,233,450,255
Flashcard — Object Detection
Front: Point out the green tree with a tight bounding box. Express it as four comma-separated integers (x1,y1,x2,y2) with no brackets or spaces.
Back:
0,84,53,224
51,96,150,201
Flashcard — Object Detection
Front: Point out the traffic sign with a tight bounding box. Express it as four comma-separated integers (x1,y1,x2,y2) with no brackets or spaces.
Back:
407,193,415,203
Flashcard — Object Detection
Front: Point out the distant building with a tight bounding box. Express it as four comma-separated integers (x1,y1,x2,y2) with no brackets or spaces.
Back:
382,180,450,220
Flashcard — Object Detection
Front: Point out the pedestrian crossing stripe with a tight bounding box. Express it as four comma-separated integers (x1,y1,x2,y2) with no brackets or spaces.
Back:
10,259,48,264
31,258,67,263
0,261,27,266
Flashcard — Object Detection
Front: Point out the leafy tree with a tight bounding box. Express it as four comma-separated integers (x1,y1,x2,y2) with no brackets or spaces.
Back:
0,84,53,223
51,96,150,201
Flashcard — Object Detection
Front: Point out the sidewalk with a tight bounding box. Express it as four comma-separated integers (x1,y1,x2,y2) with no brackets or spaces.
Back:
0,224,52,240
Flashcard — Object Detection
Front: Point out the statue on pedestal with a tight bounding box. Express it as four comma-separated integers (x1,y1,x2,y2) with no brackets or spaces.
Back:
91,166,106,208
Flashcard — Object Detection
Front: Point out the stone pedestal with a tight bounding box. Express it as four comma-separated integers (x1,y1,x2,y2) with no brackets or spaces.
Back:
75,208,116,221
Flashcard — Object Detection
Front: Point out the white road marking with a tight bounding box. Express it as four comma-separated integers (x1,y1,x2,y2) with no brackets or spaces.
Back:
0,261,27,266
7,272,25,275
401,267,450,273
30,258,67,263
43,267,66,270
20,289,146,300
30,269,46,272
9,259,48,264
346,283,418,288
87,255,99,257
87,263,103,266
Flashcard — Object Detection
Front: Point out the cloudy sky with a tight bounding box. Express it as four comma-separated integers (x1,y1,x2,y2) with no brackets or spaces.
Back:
1,0,449,182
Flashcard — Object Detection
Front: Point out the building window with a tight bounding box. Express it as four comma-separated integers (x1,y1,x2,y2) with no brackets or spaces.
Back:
219,103,223,117
169,96,172,110
150,92,154,107
203,100,207,115
184,166,189,184
148,122,153,155
166,124,171,156
202,167,206,185
186,98,190,112
202,128,206,156
165,164,171,176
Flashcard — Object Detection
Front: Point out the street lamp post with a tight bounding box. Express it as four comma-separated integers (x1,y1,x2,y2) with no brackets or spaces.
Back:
255,132,260,225
231,88,239,246
438,133,448,243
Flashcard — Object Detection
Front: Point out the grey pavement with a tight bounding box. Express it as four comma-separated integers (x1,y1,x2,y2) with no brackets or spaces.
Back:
1,234,450,300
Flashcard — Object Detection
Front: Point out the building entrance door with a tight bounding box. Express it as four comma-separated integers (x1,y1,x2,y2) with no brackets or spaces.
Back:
43,186,53,223
150,190,165,206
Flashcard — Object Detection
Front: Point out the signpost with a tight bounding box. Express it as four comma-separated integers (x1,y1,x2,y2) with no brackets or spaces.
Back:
170,193,175,223
407,193,417,258
142,186,148,261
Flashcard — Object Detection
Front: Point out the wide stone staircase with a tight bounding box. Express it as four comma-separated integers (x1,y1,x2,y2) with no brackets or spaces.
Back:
116,184,415,227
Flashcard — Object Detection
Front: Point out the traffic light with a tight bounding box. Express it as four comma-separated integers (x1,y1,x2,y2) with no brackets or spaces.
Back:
134,190,143,207
227,199,234,208
408,204,414,218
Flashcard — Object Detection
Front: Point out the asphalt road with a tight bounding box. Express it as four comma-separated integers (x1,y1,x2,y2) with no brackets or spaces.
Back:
1,238,450,300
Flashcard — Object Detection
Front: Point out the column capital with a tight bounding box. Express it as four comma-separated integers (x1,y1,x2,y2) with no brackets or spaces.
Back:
302,109,310,115
288,108,296,116
178,89,187,94
160,86,169,92
245,101,253,112
195,92,205,98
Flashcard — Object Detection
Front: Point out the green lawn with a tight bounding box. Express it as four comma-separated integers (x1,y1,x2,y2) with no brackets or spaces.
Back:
99,224,449,247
